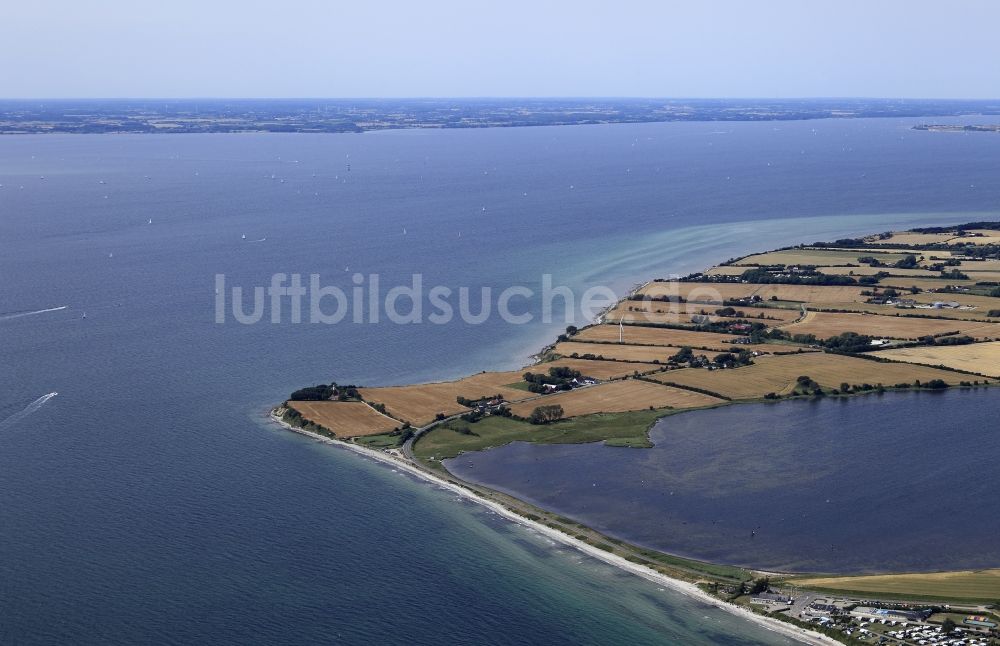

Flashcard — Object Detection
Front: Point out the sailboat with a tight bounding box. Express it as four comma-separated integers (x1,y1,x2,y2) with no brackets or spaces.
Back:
241,234,246,240
148,218,153,225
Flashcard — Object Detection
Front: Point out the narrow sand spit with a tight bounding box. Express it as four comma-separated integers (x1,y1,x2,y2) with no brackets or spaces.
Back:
271,413,839,646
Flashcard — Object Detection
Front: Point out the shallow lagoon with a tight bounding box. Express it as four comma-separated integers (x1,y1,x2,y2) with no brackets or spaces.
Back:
447,389,1000,574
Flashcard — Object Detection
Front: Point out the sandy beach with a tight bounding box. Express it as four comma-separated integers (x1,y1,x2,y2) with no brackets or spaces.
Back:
271,412,840,646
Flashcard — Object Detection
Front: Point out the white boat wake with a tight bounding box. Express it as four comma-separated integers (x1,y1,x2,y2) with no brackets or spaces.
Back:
0,305,68,322
0,392,58,431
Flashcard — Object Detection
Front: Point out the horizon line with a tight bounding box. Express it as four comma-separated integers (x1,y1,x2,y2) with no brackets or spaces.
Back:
3,96,1000,102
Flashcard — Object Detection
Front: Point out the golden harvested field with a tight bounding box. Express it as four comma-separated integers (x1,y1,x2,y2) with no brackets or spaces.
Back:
820,265,941,278
872,342,1000,377
873,232,959,246
287,401,400,437
910,292,1000,310
733,248,903,266
360,372,532,425
951,259,1000,272
648,352,962,399
963,271,1000,282
964,230,1000,245
794,569,1000,602
536,357,659,380
554,340,678,363
613,301,803,323
783,311,1000,340
508,380,724,418
815,301,998,322
639,281,866,304
704,265,748,276
828,246,958,258
877,277,977,290
576,324,777,350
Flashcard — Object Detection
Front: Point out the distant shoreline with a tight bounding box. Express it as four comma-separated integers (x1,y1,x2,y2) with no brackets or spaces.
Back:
913,124,1000,133
3,97,1000,135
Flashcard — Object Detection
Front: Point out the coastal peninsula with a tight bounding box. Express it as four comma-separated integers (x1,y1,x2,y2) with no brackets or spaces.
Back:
276,222,1000,645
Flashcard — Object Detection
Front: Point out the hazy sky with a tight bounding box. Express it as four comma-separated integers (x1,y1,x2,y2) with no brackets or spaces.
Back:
3,0,999,99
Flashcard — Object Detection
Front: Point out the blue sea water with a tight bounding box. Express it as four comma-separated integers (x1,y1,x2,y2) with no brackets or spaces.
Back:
1,116,999,644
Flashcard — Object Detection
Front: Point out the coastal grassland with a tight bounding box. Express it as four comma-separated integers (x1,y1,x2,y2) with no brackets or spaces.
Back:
359,371,533,426
287,401,399,437
534,357,660,380
871,342,1000,377
639,281,867,304
575,324,778,350
733,248,907,266
783,310,1000,340
790,569,1000,603
647,352,964,399
412,409,670,460
507,380,725,418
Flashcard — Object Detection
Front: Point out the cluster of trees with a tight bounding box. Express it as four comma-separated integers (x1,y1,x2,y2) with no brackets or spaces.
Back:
822,331,878,353
289,382,360,401
839,382,886,395
456,393,504,407
555,325,581,343
666,346,753,369
669,346,704,367
710,350,754,368
523,367,586,393
760,329,876,354
280,406,336,439
922,334,974,346
926,258,962,270
794,375,823,396
857,272,890,285
729,577,770,598
629,293,686,303
528,404,564,424
738,267,859,286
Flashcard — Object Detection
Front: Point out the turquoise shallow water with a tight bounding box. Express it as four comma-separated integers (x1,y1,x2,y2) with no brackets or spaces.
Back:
1,117,999,643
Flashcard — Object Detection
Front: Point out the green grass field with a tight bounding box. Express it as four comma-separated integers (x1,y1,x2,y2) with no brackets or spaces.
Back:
412,409,667,461
791,569,1000,603
353,432,406,449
